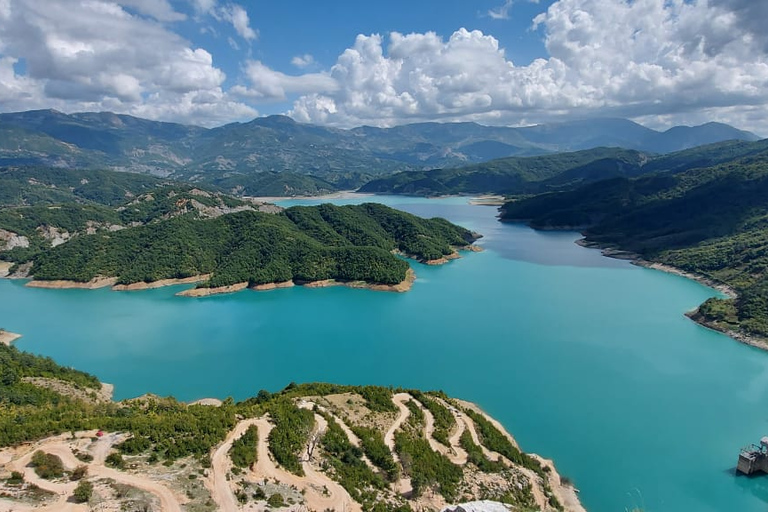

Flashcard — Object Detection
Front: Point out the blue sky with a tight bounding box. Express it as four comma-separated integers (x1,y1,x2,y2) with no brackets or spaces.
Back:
170,0,556,115
0,0,767,134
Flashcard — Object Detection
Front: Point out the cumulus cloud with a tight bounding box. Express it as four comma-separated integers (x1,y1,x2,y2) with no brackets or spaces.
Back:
0,0,255,126
288,0,768,133
1,0,767,133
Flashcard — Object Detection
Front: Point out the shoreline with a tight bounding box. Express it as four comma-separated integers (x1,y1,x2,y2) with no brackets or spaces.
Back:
0,330,21,346
247,190,374,203
112,275,211,291
25,276,118,289
576,238,768,351
455,399,585,512
177,268,417,298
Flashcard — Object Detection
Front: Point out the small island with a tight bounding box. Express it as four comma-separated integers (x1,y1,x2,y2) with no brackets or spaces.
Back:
0,342,582,512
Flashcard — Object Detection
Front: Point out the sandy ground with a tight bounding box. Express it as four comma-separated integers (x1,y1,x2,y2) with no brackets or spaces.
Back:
0,262,12,278
1,431,182,512
0,330,21,346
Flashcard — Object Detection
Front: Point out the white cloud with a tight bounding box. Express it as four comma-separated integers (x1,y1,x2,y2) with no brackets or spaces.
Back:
291,54,315,68
0,0,255,126
233,60,337,101
488,0,515,20
213,3,257,42
191,0,217,14
288,0,768,134
1,0,768,134
119,0,186,22
225,4,257,41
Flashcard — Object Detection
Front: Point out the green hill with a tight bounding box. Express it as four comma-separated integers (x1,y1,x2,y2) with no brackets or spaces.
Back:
361,140,768,197
500,148,768,341
22,203,476,289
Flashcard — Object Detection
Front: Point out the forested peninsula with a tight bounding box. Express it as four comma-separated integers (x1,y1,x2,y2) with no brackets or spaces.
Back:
12,203,478,293
0,167,479,294
0,342,582,512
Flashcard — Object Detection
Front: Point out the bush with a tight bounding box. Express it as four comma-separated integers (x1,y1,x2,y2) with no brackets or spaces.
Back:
30,451,64,479
70,465,88,481
73,480,93,503
267,493,285,508
105,452,125,469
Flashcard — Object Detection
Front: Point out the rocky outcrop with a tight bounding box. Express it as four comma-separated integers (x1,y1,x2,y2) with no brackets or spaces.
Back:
0,229,29,251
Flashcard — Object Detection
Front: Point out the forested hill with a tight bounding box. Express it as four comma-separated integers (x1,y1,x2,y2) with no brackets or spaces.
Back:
360,139,768,197
23,203,477,288
500,147,768,341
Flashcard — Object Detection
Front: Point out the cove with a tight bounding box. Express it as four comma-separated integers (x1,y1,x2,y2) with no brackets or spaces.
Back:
2,196,768,512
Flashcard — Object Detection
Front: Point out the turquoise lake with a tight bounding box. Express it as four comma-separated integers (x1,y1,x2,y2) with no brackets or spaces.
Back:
3,195,768,512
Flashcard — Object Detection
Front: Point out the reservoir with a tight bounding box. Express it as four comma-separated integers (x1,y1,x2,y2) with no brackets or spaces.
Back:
2,196,767,512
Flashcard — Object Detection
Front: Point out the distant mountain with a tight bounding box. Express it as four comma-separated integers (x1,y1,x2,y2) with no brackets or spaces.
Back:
0,110,759,196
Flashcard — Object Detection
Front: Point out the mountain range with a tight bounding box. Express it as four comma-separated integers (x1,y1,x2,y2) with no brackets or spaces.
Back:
0,109,759,196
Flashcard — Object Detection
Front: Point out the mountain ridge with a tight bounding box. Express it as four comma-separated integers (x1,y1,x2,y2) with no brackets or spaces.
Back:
0,110,759,196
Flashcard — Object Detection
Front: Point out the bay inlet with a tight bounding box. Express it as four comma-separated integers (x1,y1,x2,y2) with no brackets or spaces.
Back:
2,196,767,511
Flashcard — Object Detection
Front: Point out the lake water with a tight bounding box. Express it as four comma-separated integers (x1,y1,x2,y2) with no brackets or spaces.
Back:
2,195,768,512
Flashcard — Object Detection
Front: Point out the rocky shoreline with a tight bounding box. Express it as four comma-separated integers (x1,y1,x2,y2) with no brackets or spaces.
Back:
15,239,478,298
178,268,417,297
0,330,21,346
112,275,211,291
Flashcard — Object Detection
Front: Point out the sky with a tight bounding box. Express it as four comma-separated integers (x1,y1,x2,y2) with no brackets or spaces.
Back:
0,0,767,134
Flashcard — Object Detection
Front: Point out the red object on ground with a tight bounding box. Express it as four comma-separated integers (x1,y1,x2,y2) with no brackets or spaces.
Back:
96,430,104,437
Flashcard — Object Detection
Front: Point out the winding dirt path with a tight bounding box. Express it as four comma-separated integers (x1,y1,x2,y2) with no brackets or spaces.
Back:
385,393,415,496
249,417,362,512
300,400,378,472
421,397,468,465
208,418,259,512
3,433,182,512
